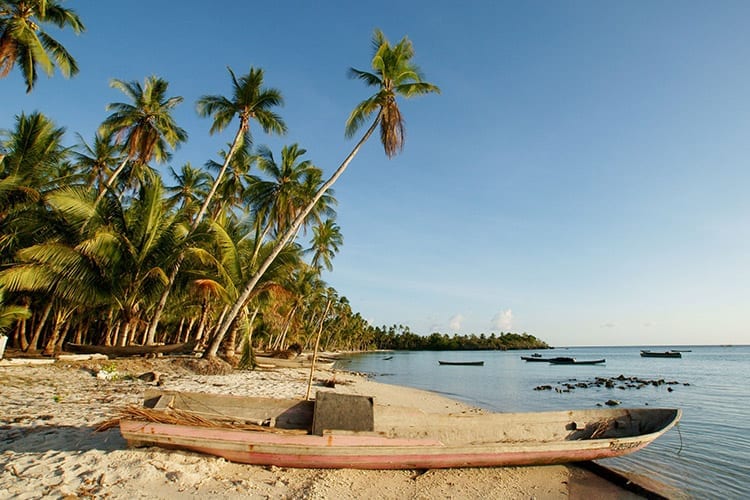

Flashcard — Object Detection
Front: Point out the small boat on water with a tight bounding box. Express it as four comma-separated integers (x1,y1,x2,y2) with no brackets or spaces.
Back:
548,358,606,365
521,356,585,363
438,360,484,366
65,342,196,357
641,350,682,358
521,355,553,362
119,389,681,469
382,356,393,360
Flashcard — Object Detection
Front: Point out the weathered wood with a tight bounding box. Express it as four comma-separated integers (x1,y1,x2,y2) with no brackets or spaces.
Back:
312,392,374,435
120,389,681,469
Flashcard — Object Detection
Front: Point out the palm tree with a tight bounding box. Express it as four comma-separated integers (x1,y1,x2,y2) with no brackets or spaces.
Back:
193,66,286,227
308,219,343,272
0,0,85,92
72,133,124,196
249,144,319,239
144,66,287,344
205,29,439,358
97,76,187,204
166,163,211,220
1,111,67,184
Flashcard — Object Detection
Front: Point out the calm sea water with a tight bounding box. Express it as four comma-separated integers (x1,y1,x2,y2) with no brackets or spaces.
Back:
340,345,750,499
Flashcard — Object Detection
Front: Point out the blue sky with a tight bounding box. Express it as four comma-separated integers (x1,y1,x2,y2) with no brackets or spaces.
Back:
4,1,749,346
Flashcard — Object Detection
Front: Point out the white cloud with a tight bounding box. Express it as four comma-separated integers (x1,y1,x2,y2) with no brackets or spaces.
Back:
491,309,513,330
449,314,464,331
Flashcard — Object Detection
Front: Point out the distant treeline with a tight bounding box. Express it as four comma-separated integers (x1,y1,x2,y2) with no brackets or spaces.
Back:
371,326,550,351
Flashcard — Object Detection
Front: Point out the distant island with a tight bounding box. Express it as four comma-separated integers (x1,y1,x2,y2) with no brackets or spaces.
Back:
371,329,550,351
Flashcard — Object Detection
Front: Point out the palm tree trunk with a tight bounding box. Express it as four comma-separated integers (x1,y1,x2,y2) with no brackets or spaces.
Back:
26,301,52,352
272,304,298,351
144,126,245,345
205,113,382,358
16,317,29,351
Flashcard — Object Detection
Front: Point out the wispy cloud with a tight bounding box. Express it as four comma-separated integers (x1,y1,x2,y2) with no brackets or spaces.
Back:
491,309,513,330
449,314,464,331
600,322,616,328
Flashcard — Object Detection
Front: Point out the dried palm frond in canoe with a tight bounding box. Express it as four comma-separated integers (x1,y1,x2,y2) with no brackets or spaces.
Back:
119,390,681,469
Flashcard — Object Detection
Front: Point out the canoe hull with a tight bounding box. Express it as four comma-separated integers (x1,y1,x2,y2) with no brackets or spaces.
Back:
438,361,484,366
119,391,680,470
120,419,658,468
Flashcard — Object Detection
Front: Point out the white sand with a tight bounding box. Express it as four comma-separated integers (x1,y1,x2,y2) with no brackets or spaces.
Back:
0,357,633,499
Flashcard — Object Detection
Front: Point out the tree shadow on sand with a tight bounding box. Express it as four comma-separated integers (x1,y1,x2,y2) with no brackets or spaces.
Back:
0,424,126,453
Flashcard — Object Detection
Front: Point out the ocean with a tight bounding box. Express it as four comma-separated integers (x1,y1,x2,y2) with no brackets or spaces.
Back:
341,345,750,499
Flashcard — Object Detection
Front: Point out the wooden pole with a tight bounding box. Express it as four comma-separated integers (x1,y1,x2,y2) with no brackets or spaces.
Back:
306,299,332,400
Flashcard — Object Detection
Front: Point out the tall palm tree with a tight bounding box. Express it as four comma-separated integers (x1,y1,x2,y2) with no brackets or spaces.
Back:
205,29,439,358
193,66,286,227
144,66,287,344
0,0,85,92
97,76,187,205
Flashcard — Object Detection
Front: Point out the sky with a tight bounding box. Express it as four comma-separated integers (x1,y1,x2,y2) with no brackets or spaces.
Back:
3,1,749,346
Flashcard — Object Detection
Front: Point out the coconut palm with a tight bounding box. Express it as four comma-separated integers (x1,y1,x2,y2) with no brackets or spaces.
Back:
345,29,440,157
307,219,343,272
1,111,67,184
97,76,187,204
205,29,439,358
166,163,212,220
144,67,287,345
72,133,124,196
0,0,85,92
193,66,286,227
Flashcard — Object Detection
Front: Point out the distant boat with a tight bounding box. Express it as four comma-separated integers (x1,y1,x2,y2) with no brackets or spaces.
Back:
640,350,682,358
438,360,484,366
521,356,553,362
382,356,393,361
670,349,692,353
521,356,577,363
119,389,681,469
548,358,606,365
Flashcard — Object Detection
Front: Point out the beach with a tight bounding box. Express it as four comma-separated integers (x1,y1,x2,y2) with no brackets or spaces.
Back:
0,357,638,499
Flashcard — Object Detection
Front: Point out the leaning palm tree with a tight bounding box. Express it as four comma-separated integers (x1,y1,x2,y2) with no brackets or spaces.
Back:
0,0,85,92
204,29,440,358
143,67,286,344
96,76,187,205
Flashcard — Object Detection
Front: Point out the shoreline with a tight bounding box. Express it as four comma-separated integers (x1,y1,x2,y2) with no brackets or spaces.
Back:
1,357,649,498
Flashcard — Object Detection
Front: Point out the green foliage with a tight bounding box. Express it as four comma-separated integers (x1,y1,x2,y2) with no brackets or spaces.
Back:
372,326,550,351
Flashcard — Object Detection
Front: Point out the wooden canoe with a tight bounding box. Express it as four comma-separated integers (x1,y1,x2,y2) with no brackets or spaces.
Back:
119,390,681,469
438,360,484,366
65,342,196,357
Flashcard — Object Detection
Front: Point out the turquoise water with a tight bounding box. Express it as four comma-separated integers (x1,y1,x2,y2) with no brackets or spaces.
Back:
341,346,750,499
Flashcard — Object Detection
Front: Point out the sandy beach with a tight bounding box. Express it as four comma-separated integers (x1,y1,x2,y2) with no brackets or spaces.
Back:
0,356,641,499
